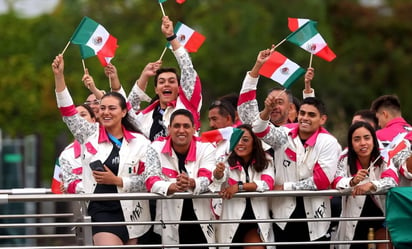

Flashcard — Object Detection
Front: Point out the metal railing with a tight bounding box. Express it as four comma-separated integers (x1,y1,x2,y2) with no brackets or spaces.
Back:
0,188,390,248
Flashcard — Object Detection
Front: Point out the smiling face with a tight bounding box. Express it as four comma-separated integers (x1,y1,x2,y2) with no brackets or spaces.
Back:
234,128,253,162
85,93,101,119
99,96,127,130
269,90,291,126
298,104,326,140
76,106,95,123
168,114,195,154
352,127,373,161
155,71,179,109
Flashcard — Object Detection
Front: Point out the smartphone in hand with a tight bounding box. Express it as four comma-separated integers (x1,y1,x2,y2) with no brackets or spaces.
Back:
89,160,105,172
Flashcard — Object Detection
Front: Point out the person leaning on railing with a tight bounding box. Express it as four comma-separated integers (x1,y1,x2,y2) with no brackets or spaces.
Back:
332,121,399,249
52,55,151,246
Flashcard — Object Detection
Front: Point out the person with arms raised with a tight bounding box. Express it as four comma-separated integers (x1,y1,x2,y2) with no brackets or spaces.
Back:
52,55,151,246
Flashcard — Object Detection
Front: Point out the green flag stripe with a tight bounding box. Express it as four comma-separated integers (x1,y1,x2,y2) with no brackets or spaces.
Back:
286,21,318,47
71,17,99,44
283,67,306,89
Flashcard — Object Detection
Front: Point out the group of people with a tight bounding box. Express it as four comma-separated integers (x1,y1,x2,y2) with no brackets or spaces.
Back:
52,16,412,249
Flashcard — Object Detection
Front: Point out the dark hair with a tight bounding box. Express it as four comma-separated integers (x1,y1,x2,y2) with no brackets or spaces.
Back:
301,97,327,115
209,100,236,124
218,93,239,110
101,92,142,133
353,109,379,130
347,121,382,175
370,94,401,114
78,103,96,120
292,96,301,112
154,67,180,87
227,124,269,173
268,86,293,103
170,109,194,126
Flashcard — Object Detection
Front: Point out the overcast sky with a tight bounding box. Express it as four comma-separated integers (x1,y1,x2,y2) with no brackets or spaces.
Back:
0,0,58,17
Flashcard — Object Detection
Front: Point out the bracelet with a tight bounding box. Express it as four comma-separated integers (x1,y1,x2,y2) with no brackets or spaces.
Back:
166,34,177,41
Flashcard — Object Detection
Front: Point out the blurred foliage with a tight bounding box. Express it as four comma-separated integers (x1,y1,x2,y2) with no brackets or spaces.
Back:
0,0,412,184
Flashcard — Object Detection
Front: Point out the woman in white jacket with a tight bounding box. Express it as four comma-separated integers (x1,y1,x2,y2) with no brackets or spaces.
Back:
213,124,275,249
333,121,399,249
52,55,151,246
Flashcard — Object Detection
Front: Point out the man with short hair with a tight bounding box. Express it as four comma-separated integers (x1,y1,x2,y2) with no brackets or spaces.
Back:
352,109,379,130
238,48,342,249
208,100,236,130
144,109,216,248
128,16,202,141
370,94,412,147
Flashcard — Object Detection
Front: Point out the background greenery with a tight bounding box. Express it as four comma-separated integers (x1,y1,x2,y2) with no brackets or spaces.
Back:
1,0,411,185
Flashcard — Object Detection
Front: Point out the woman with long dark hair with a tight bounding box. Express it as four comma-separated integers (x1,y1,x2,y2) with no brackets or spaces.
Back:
333,121,398,249
52,54,151,246
213,124,275,249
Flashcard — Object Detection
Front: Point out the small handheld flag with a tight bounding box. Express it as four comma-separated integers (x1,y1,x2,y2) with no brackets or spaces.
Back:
71,16,118,67
167,22,205,53
286,21,336,62
200,127,244,153
259,51,306,88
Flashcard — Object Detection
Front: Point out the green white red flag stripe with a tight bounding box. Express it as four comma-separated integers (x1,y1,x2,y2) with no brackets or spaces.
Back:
71,16,118,66
167,22,205,53
259,51,305,88
200,127,244,153
288,17,311,32
286,21,336,62
51,158,62,194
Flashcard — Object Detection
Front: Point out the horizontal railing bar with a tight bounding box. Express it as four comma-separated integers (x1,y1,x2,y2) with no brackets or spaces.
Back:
0,216,385,228
0,189,386,203
0,213,74,219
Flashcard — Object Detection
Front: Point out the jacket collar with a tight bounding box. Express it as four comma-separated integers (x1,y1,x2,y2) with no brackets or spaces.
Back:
161,136,197,162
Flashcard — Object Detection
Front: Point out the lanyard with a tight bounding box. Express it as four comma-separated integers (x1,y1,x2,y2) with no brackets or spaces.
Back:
107,132,122,149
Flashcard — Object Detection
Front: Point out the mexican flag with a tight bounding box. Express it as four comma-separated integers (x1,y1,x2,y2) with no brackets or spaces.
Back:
200,127,244,153
51,158,63,194
259,51,306,88
71,16,118,66
286,21,336,62
381,132,408,164
288,17,311,32
167,22,206,53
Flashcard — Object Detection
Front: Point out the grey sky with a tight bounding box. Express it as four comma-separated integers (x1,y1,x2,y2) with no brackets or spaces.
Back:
0,0,58,17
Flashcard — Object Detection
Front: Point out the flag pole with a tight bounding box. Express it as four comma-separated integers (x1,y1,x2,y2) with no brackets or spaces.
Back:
159,47,167,61
309,53,313,68
274,38,286,49
275,88,287,98
61,41,71,55
159,2,166,16
81,59,86,72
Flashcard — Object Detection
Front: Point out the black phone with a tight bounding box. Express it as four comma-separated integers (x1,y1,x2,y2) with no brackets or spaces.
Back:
89,160,105,172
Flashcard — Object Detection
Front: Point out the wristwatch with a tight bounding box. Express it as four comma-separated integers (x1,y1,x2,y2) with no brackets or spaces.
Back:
237,181,244,191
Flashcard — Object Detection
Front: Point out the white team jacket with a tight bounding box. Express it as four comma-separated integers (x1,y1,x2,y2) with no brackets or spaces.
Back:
128,46,203,139
56,88,151,239
333,153,399,249
144,137,216,249
216,154,275,249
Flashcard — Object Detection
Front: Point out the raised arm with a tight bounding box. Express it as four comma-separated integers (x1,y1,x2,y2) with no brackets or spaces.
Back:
303,67,315,98
238,48,273,125
52,54,66,93
127,61,162,112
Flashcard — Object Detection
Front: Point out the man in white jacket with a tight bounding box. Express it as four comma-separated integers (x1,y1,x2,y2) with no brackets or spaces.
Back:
144,109,216,248
238,48,342,249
